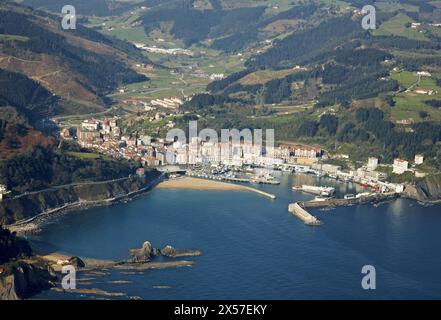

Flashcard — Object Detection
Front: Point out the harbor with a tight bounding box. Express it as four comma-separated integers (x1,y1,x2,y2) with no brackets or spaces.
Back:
170,164,403,226
287,190,399,225
300,192,399,209
27,168,441,300
292,185,335,197
185,166,281,185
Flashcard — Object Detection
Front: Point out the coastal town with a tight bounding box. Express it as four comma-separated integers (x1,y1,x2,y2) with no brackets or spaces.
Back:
56,116,427,200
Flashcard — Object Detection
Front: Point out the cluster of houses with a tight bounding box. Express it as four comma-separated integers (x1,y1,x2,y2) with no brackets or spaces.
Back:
165,140,327,168
209,73,226,81
133,43,195,57
411,22,441,29
63,118,164,166
315,155,426,193
59,117,430,195
150,97,183,109
64,121,327,168
393,155,425,177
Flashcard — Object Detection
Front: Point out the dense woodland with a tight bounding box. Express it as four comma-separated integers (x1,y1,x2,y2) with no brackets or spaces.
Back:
0,69,59,122
141,4,266,47
0,118,31,151
245,15,363,69
0,226,32,264
22,0,114,17
0,145,141,193
211,2,320,53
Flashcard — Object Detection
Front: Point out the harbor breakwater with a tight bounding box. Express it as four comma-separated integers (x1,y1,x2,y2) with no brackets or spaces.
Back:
288,203,322,226
300,192,399,209
289,192,399,226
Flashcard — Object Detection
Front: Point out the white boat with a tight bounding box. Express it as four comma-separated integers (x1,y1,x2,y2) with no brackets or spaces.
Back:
250,172,280,185
293,185,335,197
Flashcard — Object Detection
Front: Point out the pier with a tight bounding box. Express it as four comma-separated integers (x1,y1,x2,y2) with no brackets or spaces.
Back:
288,203,322,226
244,187,277,200
186,171,280,185
288,192,399,226
300,192,399,209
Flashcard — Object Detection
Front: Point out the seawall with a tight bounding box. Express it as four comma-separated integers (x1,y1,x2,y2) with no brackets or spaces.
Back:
288,203,322,226
300,192,399,209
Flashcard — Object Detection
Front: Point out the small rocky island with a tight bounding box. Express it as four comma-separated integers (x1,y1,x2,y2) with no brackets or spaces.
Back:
1,232,202,300
129,241,203,262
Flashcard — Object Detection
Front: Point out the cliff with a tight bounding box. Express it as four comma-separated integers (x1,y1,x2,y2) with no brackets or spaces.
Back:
0,260,57,300
404,175,441,202
0,173,161,225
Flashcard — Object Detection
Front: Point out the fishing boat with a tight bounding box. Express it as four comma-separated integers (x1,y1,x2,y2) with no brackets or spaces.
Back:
250,172,280,185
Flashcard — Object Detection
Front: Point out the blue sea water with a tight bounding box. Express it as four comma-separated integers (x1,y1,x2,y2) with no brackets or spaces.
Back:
31,173,441,299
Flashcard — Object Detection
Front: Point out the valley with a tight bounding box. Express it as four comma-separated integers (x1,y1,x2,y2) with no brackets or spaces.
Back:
1,0,441,209
2,0,441,302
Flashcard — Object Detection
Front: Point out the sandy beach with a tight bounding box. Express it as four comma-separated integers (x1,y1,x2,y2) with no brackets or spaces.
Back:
157,177,276,199
157,177,250,191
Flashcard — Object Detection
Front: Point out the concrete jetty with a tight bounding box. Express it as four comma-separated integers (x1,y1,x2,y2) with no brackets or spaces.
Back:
288,192,399,227
244,187,277,200
288,203,322,226
300,192,398,209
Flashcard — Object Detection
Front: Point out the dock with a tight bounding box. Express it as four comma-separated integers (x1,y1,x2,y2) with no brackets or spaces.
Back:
288,192,399,226
186,172,280,185
245,187,277,200
300,192,399,209
293,185,335,197
288,203,322,226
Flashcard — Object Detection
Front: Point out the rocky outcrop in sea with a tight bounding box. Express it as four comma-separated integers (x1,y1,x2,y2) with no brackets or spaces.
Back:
129,241,202,262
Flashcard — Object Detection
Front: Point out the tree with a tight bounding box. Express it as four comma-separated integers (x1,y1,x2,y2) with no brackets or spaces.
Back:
319,114,339,135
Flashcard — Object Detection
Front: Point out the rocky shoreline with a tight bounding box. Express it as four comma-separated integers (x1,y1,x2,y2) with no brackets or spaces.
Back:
4,174,164,235
0,241,202,300
403,179,441,204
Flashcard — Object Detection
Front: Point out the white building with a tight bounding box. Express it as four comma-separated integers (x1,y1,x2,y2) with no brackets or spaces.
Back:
415,154,424,165
367,157,378,171
81,120,100,131
393,159,409,175
209,73,225,81
312,163,341,175
417,71,431,77
0,184,8,202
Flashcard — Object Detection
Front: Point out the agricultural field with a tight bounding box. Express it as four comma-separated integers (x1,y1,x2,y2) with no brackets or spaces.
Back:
391,70,420,88
0,34,29,42
390,71,441,122
373,13,429,41
391,94,441,123
239,69,297,85
375,1,419,13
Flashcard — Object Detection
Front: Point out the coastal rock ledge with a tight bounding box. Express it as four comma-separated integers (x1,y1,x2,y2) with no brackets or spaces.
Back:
129,241,202,262
0,261,57,300
404,177,441,203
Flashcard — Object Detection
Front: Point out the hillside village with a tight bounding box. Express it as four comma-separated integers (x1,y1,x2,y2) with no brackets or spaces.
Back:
55,114,429,197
